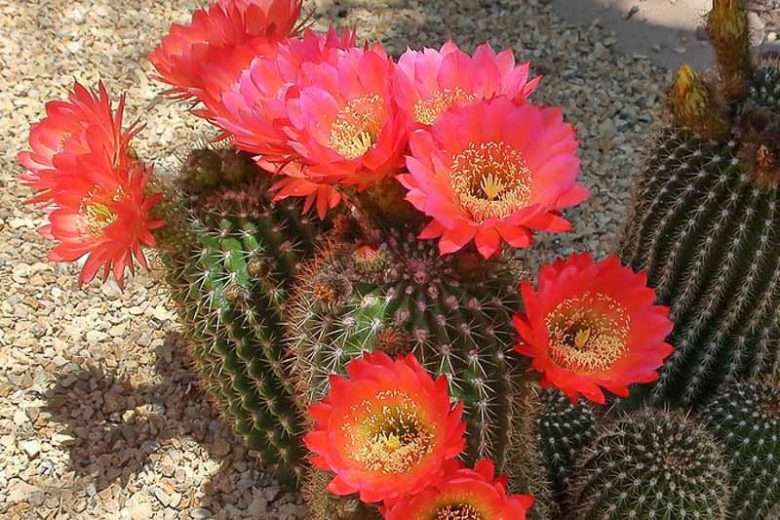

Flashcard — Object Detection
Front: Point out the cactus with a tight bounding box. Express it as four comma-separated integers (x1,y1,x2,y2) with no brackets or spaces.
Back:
155,148,331,485
286,231,545,486
700,380,780,519
568,409,731,520
619,27,780,405
537,390,596,504
302,469,382,520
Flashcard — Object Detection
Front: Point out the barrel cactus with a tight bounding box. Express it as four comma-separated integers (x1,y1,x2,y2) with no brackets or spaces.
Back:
155,147,332,484
568,409,731,519
620,0,780,406
701,380,780,519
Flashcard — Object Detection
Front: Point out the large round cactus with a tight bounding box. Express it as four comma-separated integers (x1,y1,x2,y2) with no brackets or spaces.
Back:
568,409,731,520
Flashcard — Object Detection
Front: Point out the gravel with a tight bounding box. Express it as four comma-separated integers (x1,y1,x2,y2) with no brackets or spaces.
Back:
0,0,667,518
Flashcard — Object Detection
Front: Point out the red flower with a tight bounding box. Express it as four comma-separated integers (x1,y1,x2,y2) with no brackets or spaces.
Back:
149,0,302,114
393,41,540,126
384,459,535,520
397,96,588,258
45,163,163,288
304,352,466,505
17,82,137,206
514,253,674,404
18,82,163,288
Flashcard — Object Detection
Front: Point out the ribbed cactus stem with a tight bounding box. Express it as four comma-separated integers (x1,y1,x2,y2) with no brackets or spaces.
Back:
620,63,780,406
706,0,752,100
155,148,332,485
667,65,729,140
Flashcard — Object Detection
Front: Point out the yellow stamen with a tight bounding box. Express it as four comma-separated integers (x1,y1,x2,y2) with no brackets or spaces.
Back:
79,187,122,235
346,390,434,474
414,88,475,125
546,292,630,373
450,141,532,222
330,94,385,160
435,504,481,520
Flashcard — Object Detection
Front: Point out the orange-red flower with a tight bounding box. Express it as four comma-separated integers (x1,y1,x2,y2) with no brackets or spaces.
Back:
18,82,163,288
149,0,302,115
45,163,163,288
398,96,588,258
17,82,138,206
514,253,674,404
304,352,466,505
393,41,540,126
384,459,535,520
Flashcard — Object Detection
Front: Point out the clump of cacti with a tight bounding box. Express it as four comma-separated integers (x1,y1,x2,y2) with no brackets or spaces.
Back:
568,409,731,519
620,0,780,406
700,380,780,519
17,0,780,519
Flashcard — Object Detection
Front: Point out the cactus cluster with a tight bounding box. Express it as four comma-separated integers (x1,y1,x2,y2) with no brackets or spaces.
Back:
155,148,331,484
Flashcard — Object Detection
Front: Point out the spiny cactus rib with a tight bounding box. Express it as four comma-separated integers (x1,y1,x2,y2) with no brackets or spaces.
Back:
157,149,331,485
537,390,596,505
620,66,780,407
286,233,544,484
701,380,780,520
568,409,731,520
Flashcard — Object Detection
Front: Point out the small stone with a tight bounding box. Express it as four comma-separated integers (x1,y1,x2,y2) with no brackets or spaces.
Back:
191,508,213,519
20,439,41,458
86,330,109,345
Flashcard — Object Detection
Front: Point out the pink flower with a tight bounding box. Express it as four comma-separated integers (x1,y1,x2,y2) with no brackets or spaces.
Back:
393,41,540,126
397,96,588,258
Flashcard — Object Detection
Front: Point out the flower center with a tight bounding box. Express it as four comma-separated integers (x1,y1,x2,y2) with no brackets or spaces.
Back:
434,504,482,520
449,141,532,222
414,88,475,125
330,94,385,160
546,292,630,373
348,390,434,474
80,188,121,235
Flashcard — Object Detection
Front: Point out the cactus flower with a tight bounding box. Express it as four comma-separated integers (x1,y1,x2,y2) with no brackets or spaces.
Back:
149,0,302,114
393,41,540,126
384,459,535,520
303,351,466,505
18,82,163,288
398,96,587,258
514,253,674,404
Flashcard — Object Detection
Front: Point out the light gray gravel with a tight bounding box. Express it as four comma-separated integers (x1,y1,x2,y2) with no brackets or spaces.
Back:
0,0,667,518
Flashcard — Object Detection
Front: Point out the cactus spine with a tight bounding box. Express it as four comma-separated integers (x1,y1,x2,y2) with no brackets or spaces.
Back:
568,410,731,520
619,4,780,405
701,380,780,519
156,148,331,484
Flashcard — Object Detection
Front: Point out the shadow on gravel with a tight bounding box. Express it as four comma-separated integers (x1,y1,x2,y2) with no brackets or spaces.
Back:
43,332,266,516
